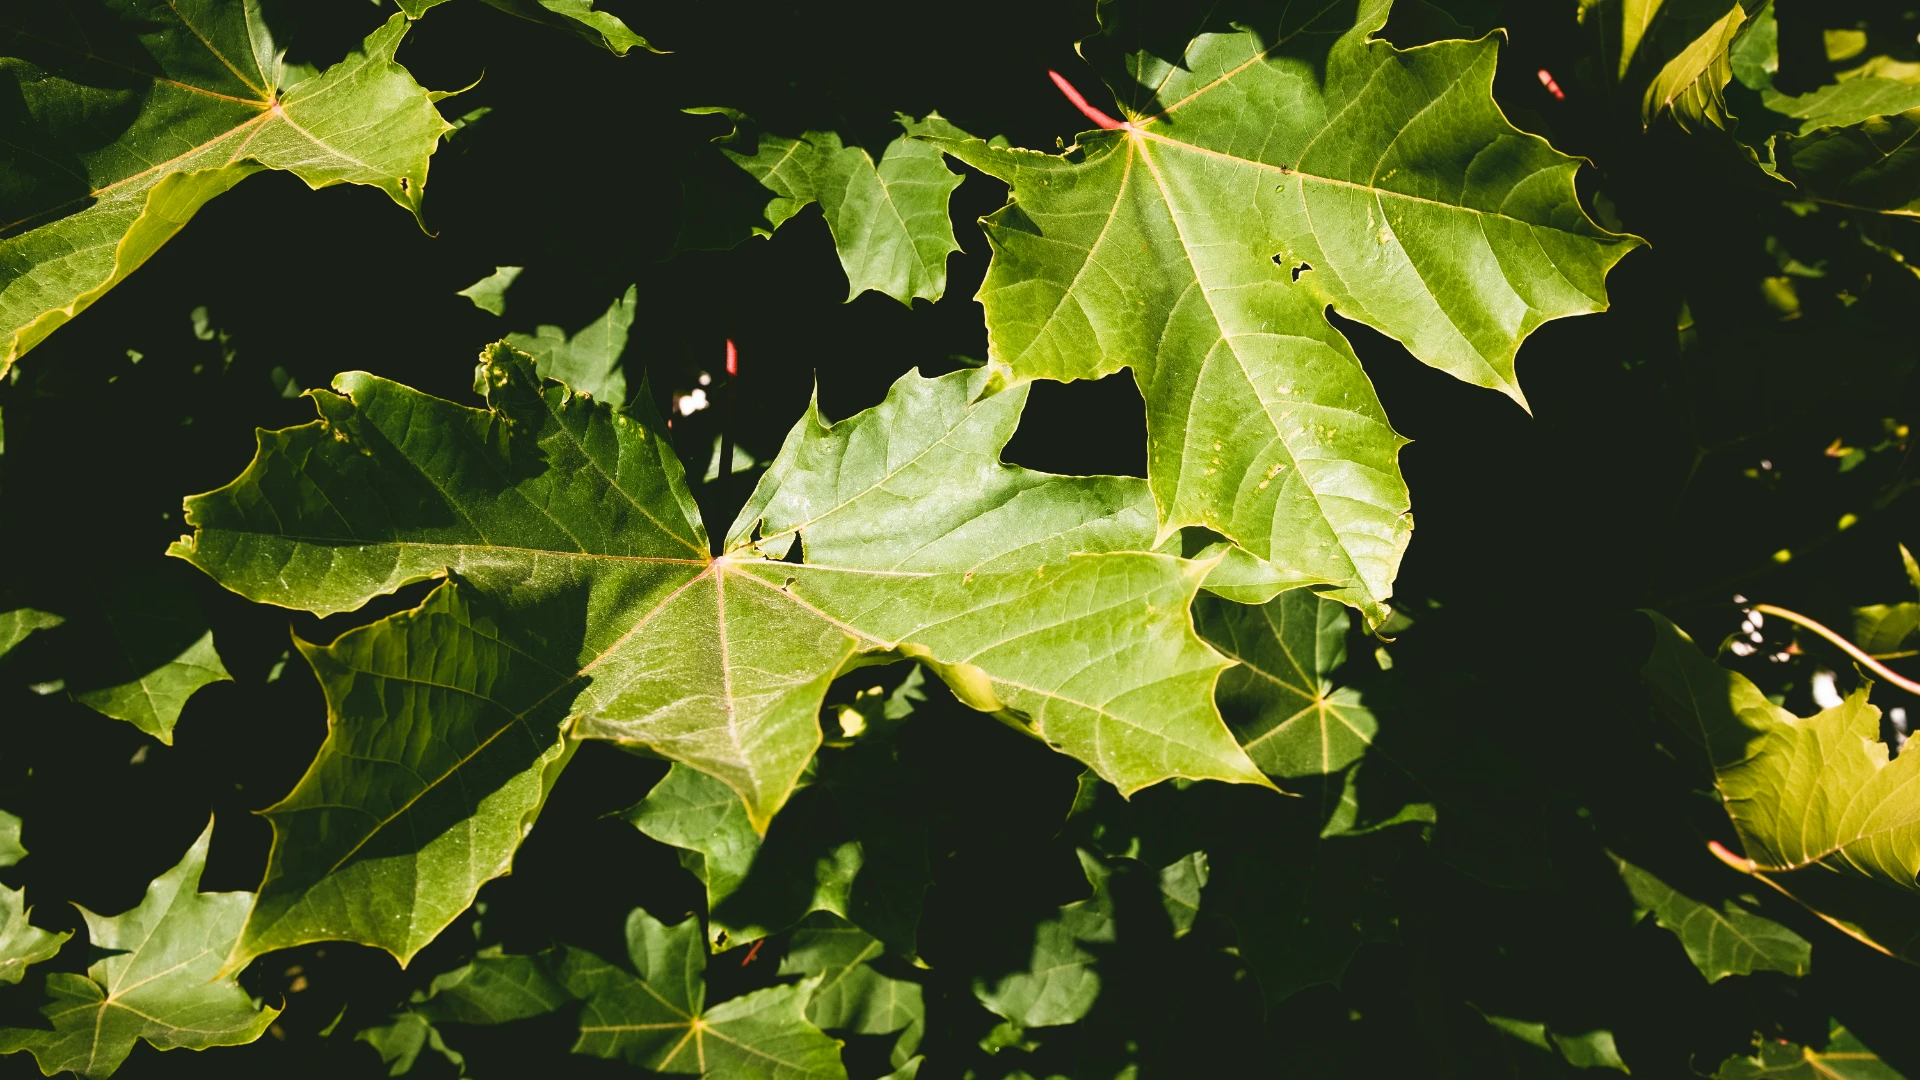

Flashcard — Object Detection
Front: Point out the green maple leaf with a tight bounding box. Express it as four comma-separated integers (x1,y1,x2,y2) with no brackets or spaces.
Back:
681,109,966,305
397,0,655,55
1712,1019,1904,1080
0,823,278,1079
1612,853,1811,982
0,3,455,372
1643,613,1920,962
565,908,845,1078
172,344,1264,970
917,0,1639,622
1196,587,1376,778
778,912,924,1068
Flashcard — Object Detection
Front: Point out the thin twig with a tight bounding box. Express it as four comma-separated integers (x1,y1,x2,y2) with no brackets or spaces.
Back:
1752,602,1920,696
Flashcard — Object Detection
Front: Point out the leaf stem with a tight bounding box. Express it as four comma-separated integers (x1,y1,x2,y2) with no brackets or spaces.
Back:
1047,70,1126,130
719,339,738,502
1751,602,1920,696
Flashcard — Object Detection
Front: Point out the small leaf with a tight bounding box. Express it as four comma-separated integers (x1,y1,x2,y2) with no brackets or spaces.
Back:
0,811,23,867
409,946,573,1025
973,851,1113,1029
0,823,278,1078
70,576,231,745
625,740,932,956
1712,1019,1905,1079
458,266,524,316
398,0,655,54
1613,853,1811,982
683,110,966,304
1,9,455,372
1642,3,1750,132
0,882,69,987
1197,588,1377,778
354,1013,465,1077
0,610,62,664
563,908,847,1078
502,284,635,404
779,912,924,1067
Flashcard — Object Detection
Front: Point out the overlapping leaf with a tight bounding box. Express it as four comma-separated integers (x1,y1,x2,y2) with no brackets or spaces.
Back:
1643,613,1920,961
397,0,654,55
222,579,577,970
1196,588,1375,778
171,344,1264,969
1613,853,1811,982
0,4,454,371
625,747,931,956
0,814,68,987
918,0,1638,622
779,913,924,1068
973,851,1115,1030
681,109,965,304
0,824,278,1078
566,908,845,1078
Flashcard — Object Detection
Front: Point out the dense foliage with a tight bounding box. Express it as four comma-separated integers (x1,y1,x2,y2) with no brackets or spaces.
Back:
3,0,1920,1077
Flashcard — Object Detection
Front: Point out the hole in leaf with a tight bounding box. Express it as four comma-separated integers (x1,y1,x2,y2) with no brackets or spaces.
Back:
1292,262,1312,282
781,535,805,565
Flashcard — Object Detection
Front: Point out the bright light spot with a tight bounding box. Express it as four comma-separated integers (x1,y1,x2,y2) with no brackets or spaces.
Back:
837,706,866,738
1837,513,1859,530
676,387,710,416
1891,707,1908,734
1771,548,1793,564
698,372,712,386
1760,459,1773,470
1732,594,1748,603
1811,669,1843,709
1730,640,1757,656
1749,611,1763,628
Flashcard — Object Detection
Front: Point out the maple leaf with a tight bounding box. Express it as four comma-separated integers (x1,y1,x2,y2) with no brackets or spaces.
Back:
916,0,1640,622
172,344,1267,969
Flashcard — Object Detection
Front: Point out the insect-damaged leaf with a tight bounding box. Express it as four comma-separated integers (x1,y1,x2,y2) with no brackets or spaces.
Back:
0,824,277,1078
171,344,1264,969
1642,613,1920,962
916,0,1638,623
0,4,455,372
680,109,965,305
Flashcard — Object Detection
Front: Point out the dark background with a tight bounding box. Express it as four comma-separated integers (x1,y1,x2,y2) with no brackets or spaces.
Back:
5,0,1920,1076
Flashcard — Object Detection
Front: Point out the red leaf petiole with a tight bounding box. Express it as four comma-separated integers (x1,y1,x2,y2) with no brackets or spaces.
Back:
1048,70,1127,130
